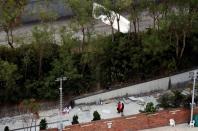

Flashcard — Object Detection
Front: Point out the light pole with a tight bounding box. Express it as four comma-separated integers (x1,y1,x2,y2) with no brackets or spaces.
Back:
189,70,197,125
56,76,67,131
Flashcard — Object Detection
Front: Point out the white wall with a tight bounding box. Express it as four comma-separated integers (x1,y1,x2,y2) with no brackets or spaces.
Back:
74,69,198,104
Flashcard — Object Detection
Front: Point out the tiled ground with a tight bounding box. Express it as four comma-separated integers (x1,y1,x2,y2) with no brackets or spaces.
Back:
0,95,158,130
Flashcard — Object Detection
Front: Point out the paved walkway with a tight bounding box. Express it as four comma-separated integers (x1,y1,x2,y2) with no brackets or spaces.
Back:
0,95,158,131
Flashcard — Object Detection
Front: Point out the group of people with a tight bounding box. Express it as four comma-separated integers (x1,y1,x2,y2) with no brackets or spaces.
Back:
117,101,124,114
63,105,72,114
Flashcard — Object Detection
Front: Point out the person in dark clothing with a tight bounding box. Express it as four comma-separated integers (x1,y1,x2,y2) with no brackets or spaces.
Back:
121,103,124,112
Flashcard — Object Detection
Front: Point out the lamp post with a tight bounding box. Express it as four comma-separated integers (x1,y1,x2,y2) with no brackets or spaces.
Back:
189,70,197,125
56,76,67,131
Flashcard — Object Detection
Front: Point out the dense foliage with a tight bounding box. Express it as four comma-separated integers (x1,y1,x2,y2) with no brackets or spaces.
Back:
92,111,101,121
158,90,198,109
39,118,47,130
4,126,9,131
72,115,79,125
0,0,198,104
140,102,157,113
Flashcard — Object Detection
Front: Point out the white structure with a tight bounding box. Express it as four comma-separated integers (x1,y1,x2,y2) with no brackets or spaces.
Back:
93,2,130,33
55,76,67,131
169,119,176,127
189,71,198,127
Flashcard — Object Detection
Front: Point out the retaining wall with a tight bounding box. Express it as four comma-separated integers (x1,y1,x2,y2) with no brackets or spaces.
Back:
74,69,198,104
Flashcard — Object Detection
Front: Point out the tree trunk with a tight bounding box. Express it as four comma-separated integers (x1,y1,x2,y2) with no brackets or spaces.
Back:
6,30,14,48
10,28,14,45
111,22,114,42
175,32,179,59
25,62,28,80
137,17,140,32
35,119,36,131
133,20,137,34
180,30,186,59
38,50,43,79
153,16,156,29
30,117,33,131
116,14,120,32
82,27,85,51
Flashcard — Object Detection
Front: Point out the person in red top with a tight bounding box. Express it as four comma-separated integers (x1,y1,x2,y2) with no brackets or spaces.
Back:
117,101,122,113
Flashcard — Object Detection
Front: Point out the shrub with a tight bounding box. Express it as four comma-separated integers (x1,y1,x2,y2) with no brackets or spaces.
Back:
72,115,79,125
4,126,9,131
158,90,185,109
39,118,47,130
92,111,101,121
171,90,185,107
144,102,157,113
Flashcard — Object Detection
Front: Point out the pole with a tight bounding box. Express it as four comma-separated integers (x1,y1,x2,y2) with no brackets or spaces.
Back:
190,71,197,124
59,79,63,131
56,77,66,131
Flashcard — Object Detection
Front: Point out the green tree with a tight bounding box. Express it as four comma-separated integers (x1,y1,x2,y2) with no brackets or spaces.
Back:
40,118,47,130
67,0,93,50
32,25,55,79
0,59,20,102
92,111,101,121
71,115,79,125
0,0,27,48
19,99,40,131
94,0,117,42
4,126,9,131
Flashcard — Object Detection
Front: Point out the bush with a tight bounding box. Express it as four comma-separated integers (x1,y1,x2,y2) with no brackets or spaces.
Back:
92,111,101,121
141,102,157,113
72,115,79,125
39,118,47,130
4,126,9,131
171,90,185,107
158,90,185,109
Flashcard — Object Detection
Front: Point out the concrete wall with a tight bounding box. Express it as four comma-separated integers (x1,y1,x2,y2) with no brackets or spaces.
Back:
74,69,198,104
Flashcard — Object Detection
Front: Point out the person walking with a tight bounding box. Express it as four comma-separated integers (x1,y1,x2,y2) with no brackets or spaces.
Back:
117,101,122,113
121,103,124,116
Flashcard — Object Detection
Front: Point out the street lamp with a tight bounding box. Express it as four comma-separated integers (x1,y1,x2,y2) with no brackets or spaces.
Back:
189,70,198,126
56,76,67,131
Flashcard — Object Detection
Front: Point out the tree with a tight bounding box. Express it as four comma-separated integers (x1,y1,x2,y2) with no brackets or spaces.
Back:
71,115,79,125
46,31,82,96
126,0,146,36
112,0,129,32
40,119,47,130
67,0,94,50
0,0,27,48
94,0,117,42
19,99,40,131
31,25,55,80
0,59,20,102
159,0,198,67
92,111,101,121
147,0,161,30
4,126,9,131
